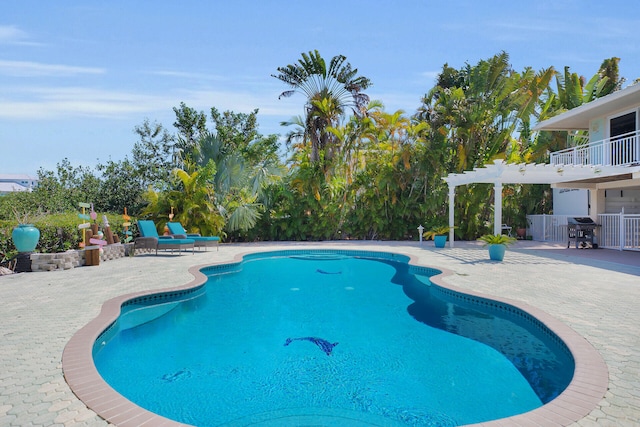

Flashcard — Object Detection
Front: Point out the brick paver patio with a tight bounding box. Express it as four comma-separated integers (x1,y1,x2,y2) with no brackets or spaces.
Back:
1,241,638,426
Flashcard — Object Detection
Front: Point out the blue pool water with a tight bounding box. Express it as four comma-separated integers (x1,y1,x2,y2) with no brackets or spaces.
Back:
94,251,574,426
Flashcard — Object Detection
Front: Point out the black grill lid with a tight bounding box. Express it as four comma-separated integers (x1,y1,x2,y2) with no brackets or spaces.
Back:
568,217,596,225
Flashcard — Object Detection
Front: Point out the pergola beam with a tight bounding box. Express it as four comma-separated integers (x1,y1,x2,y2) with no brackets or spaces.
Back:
442,160,639,245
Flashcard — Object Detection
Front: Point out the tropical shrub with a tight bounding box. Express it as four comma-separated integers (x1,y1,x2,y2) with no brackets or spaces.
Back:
141,163,225,238
478,234,517,246
423,225,453,240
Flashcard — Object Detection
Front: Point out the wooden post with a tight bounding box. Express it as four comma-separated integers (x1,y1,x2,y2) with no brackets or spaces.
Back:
78,202,91,247
84,229,93,248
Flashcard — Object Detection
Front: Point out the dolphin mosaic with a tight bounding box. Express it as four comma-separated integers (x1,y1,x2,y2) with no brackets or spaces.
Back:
284,337,339,356
316,269,342,275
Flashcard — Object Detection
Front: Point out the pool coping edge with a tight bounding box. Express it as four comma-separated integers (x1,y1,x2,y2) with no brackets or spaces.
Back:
61,248,609,427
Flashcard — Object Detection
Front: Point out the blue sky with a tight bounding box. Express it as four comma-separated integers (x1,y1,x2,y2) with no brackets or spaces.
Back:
1,0,639,176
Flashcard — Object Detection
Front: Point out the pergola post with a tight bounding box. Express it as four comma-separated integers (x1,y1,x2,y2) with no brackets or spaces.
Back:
448,184,455,247
494,180,503,235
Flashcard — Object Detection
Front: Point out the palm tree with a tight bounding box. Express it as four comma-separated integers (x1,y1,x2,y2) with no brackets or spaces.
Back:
531,58,623,161
195,133,283,234
273,50,372,164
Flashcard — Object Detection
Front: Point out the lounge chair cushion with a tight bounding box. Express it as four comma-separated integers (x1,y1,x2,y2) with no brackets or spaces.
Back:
157,236,196,246
138,220,162,238
167,222,220,251
136,220,195,255
167,222,220,241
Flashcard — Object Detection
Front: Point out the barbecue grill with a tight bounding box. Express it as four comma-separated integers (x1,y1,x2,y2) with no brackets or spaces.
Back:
567,217,599,248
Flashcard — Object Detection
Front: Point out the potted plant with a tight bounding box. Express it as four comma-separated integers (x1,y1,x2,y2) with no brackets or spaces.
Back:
11,209,40,253
515,215,529,239
424,225,453,248
478,233,516,261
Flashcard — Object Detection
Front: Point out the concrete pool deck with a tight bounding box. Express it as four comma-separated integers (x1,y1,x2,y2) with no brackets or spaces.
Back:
1,240,639,426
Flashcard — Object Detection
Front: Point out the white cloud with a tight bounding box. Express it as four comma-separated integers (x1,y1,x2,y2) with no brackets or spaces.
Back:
0,85,299,121
0,25,25,39
0,25,27,41
0,25,42,46
175,88,300,117
0,60,105,77
0,86,160,119
149,70,228,81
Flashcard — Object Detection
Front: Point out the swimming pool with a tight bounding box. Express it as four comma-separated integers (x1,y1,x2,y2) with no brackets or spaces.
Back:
91,250,574,426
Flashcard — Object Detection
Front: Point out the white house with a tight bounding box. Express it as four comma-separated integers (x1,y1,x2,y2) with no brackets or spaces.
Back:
535,83,640,251
443,83,640,251
0,174,38,195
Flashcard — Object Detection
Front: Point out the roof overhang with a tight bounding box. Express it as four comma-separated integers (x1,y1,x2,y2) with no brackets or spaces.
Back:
443,160,640,188
0,183,31,192
533,83,640,131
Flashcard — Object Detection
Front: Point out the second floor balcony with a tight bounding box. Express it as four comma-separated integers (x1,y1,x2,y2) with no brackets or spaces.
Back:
550,130,640,167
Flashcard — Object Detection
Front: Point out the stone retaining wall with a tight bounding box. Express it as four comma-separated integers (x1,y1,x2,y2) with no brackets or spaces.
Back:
30,243,134,272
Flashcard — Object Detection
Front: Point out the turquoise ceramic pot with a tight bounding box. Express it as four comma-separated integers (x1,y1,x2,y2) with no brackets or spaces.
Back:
488,244,506,261
12,224,40,252
434,235,448,248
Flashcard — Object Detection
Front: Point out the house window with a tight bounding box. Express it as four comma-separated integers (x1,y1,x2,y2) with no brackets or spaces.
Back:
609,111,637,165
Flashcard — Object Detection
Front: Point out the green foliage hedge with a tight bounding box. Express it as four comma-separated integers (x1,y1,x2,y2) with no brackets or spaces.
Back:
0,212,135,263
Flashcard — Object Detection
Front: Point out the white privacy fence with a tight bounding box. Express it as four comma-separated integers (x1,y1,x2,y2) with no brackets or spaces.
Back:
526,215,576,243
526,213,640,251
599,213,640,251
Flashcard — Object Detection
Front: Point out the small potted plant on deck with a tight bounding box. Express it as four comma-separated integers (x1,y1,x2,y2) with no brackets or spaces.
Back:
514,214,529,239
478,233,516,261
424,225,453,248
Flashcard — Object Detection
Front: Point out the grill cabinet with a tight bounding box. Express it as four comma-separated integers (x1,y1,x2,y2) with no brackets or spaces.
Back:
567,217,598,248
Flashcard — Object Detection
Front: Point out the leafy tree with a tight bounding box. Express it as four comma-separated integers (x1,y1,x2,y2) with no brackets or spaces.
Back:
210,106,281,166
132,119,176,190
0,160,102,221
416,52,555,238
172,102,208,162
30,169,76,213
31,160,101,213
96,158,147,214
210,107,258,152
91,119,177,215
138,103,285,240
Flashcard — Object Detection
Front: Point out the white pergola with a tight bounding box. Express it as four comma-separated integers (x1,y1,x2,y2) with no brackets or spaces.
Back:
442,160,632,247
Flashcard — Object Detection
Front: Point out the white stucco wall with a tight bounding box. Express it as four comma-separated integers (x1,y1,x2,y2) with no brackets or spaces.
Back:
605,189,640,214
553,188,589,215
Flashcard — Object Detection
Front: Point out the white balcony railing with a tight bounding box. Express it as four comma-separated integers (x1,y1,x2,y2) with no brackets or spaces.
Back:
526,213,640,251
549,130,640,167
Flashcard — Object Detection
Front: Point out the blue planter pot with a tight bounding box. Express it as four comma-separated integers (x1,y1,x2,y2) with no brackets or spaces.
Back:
12,224,40,253
488,244,506,261
434,235,448,248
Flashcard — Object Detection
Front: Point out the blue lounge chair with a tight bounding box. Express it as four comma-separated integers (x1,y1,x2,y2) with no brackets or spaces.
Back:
135,220,195,255
167,222,220,251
